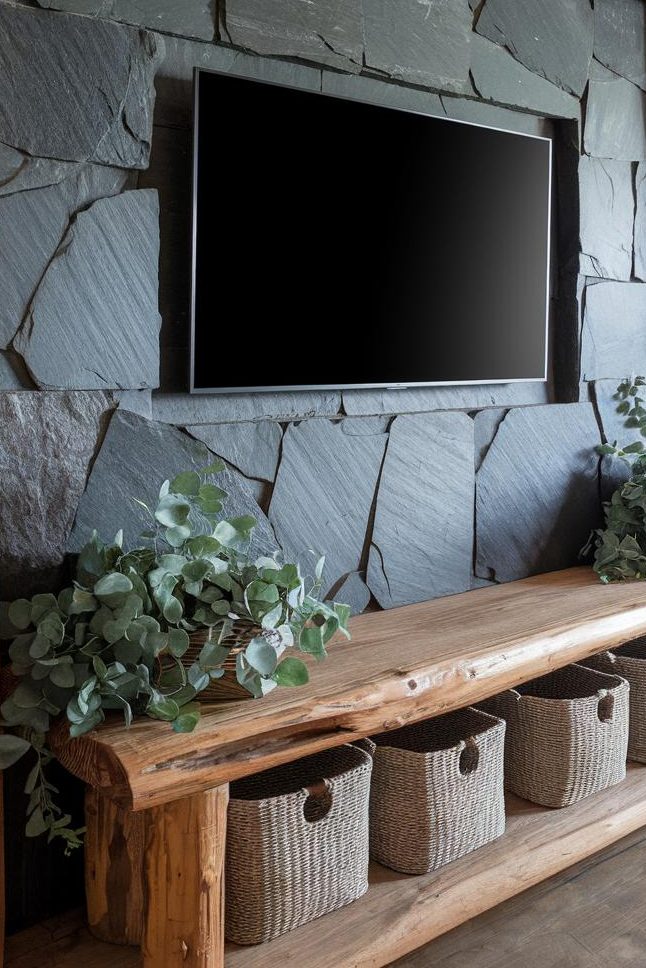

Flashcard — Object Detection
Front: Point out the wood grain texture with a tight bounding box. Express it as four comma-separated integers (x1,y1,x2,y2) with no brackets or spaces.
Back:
225,763,646,968
50,567,646,810
141,785,228,968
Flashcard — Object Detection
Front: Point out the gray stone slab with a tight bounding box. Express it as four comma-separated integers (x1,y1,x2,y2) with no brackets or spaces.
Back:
222,0,362,73
0,5,162,168
0,145,79,196
585,77,646,161
634,163,646,281
36,0,214,41
594,0,646,91
339,417,392,436
593,378,633,497
0,165,130,349
342,382,550,416
0,350,31,389
470,34,580,117
363,0,472,94
114,390,153,419
68,410,277,557
475,403,601,582
476,0,593,97
579,157,634,281
331,572,371,616
441,95,555,137
154,36,320,130
268,419,388,597
14,190,161,390
152,392,341,424
580,281,646,381
0,391,113,599
367,412,474,607
186,421,282,482
321,72,444,117
473,408,507,471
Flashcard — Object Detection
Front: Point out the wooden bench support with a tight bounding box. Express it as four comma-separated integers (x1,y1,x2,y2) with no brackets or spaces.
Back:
85,786,229,968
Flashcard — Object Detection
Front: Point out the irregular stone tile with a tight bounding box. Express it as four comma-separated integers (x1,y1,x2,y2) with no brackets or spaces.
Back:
114,390,153,419
580,282,646,381
476,0,593,97
585,76,646,161
152,392,341,424
222,0,362,73
0,350,31,389
473,408,507,471
363,0,472,94
634,163,646,281
470,34,579,117
340,417,392,436
14,190,161,390
0,145,79,196
475,404,601,582
68,410,277,557
269,420,388,597
441,95,555,137
154,36,320,130
342,382,549,416
0,165,131,348
36,0,214,41
367,412,474,607
0,391,113,599
594,0,646,91
331,572,372,615
0,4,162,167
321,72,444,117
186,421,282,482
579,157,634,281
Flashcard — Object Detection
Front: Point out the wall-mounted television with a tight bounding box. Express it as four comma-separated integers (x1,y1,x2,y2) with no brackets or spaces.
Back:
190,68,551,394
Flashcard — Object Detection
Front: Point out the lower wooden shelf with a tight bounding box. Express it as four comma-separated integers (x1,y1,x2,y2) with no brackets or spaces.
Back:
225,762,646,968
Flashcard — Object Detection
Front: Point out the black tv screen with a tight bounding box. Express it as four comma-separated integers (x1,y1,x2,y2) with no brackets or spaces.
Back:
190,69,551,394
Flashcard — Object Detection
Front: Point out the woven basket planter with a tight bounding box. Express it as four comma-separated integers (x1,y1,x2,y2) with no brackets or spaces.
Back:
584,635,646,763
226,744,372,945
479,663,629,808
365,707,506,875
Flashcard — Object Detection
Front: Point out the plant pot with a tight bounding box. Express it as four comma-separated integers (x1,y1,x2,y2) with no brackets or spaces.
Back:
158,624,263,702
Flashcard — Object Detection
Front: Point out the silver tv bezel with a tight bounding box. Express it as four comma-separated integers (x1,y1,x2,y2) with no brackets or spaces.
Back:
189,67,552,395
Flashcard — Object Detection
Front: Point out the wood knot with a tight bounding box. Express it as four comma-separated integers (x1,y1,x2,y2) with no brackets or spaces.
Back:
407,679,418,690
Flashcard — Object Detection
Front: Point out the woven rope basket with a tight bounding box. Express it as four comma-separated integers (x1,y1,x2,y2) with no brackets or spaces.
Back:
584,635,646,763
479,663,629,808
365,707,506,875
225,744,372,945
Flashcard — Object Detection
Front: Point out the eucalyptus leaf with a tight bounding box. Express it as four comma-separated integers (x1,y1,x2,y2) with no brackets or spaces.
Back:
245,637,278,676
0,733,31,769
273,656,310,687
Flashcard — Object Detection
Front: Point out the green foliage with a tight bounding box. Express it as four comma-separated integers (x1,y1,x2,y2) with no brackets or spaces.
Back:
596,376,646,461
0,464,350,850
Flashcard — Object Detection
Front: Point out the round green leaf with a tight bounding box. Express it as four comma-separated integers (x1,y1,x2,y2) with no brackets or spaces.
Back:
50,662,76,688
273,656,309,687
94,573,133,599
0,733,31,769
155,494,191,528
170,471,201,496
168,628,189,657
8,599,32,631
245,636,278,676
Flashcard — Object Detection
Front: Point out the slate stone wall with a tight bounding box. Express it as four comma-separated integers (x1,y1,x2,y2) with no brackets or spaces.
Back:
1,0,645,930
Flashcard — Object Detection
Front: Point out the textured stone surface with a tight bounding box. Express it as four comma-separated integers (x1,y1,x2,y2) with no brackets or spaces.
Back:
68,410,277,556
579,157,634,281
473,408,507,471
634,163,646,281
367,412,474,607
592,380,634,497
222,0,362,73
0,145,79,196
331,572,372,616
581,282,646,381
152,392,341,424
342,381,550,416
476,0,593,97
269,420,388,596
475,404,601,582
0,4,162,167
0,165,131,348
114,390,153,419
186,421,282,482
0,391,113,599
14,190,161,390
0,350,31,389
585,77,646,161
364,0,472,93
470,34,579,117
36,0,214,41
321,72,444,117
441,94,554,137
594,0,646,91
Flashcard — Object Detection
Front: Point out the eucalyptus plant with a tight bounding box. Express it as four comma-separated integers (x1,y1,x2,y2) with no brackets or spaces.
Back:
0,463,350,849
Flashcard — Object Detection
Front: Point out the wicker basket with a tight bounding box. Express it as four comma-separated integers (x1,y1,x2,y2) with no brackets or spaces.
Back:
157,624,266,702
365,707,506,875
584,636,646,763
226,744,372,945
479,663,629,808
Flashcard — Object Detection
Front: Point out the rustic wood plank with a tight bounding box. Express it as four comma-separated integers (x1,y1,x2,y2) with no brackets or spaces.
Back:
49,567,646,809
141,785,228,968
225,764,646,968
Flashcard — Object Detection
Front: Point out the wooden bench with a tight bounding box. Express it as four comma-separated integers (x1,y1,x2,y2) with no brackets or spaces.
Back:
50,566,646,968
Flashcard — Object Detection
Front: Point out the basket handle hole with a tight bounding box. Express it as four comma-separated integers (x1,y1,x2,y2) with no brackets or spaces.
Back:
598,693,614,723
303,782,332,822
459,740,480,776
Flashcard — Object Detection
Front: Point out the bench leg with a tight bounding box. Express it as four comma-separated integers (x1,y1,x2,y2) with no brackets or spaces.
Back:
142,786,229,968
